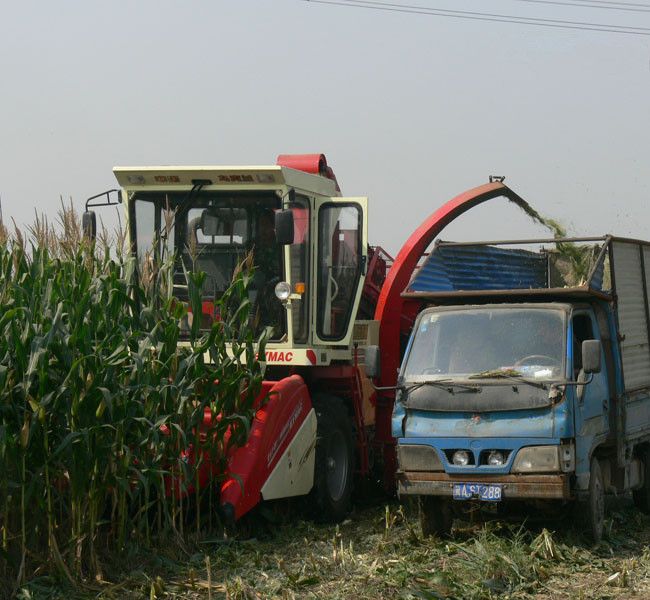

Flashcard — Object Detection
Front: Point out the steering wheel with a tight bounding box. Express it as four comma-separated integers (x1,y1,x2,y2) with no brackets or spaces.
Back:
514,355,557,367
328,273,340,302
421,367,443,375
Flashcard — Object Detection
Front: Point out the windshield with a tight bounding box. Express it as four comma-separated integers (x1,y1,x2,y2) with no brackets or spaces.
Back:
403,307,566,382
130,190,286,338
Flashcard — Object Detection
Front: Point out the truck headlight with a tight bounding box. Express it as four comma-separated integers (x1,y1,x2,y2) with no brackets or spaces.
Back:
452,450,471,466
487,451,505,466
512,446,560,473
397,444,443,471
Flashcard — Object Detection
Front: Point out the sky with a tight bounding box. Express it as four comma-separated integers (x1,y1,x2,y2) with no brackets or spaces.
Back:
0,0,648,255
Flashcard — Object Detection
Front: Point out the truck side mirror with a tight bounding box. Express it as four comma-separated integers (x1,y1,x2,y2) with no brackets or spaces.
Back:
82,211,97,241
275,209,294,245
582,339,602,374
364,345,381,379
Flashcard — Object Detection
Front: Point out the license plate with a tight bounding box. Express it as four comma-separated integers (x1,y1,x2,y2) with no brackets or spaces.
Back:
452,483,502,502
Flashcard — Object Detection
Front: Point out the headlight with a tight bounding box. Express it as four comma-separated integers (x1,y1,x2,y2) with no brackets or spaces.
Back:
487,451,505,467
512,446,560,473
453,450,471,466
397,444,443,471
274,281,291,301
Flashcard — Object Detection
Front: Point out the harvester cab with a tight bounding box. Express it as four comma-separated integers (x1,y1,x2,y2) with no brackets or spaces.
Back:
109,154,369,367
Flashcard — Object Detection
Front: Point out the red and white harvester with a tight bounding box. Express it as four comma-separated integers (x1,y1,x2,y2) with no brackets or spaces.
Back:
83,154,511,522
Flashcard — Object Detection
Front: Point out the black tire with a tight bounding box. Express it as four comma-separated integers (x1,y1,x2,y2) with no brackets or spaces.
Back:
633,448,650,513
419,496,453,538
577,457,605,543
308,395,355,522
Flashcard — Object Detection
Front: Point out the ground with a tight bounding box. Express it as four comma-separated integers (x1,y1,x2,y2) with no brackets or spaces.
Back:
16,497,650,600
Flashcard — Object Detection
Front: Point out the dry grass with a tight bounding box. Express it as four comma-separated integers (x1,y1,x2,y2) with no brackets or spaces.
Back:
15,497,650,600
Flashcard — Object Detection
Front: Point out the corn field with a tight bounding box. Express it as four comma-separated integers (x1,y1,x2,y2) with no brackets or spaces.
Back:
0,210,266,595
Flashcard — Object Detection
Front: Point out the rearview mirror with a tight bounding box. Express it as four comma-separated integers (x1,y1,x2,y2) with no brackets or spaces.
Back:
275,209,294,245
200,209,221,236
82,211,97,241
582,339,602,374
364,345,381,379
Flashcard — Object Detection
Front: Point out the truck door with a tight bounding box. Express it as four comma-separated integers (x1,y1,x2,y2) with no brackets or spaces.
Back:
312,197,368,347
572,310,610,485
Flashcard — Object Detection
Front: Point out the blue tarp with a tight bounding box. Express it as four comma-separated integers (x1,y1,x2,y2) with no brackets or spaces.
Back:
407,244,548,293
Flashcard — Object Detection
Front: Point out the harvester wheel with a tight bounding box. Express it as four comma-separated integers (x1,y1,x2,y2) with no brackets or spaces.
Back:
309,395,354,522
633,449,650,514
419,496,453,538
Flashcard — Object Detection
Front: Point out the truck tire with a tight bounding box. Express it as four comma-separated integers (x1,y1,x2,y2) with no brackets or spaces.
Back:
578,457,605,543
633,449,650,514
419,496,453,538
308,395,354,522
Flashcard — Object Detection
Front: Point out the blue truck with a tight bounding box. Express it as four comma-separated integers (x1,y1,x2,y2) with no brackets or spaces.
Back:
369,235,650,542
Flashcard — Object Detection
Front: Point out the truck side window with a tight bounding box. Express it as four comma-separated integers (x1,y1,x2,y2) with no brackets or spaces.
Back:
572,314,594,378
317,204,362,340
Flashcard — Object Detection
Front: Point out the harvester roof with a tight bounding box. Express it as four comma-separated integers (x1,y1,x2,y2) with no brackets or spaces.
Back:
113,154,341,197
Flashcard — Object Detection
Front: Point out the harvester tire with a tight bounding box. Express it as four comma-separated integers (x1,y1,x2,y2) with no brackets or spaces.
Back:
419,496,453,538
308,395,354,522
633,449,650,514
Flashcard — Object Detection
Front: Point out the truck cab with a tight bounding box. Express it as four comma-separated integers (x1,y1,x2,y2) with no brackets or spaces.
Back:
391,237,650,542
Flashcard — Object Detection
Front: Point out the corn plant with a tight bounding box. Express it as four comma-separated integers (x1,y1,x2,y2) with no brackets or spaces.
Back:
0,212,266,594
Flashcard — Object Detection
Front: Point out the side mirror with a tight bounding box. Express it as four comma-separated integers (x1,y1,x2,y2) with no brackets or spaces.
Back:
82,211,97,241
364,345,381,379
200,209,221,236
83,189,122,242
582,339,602,374
275,209,294,245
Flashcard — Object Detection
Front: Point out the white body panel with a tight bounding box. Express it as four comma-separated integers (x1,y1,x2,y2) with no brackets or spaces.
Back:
261,408,317,500
612,240,650,391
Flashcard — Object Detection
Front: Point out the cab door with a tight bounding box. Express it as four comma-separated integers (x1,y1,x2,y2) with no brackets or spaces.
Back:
312,197,368,347
571,309,610,486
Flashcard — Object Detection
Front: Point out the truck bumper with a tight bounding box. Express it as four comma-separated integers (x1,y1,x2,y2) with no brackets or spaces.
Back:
397,471,571,500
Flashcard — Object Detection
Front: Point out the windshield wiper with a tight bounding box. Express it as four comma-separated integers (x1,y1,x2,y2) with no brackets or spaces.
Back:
403,379,481,394
468,369,547,390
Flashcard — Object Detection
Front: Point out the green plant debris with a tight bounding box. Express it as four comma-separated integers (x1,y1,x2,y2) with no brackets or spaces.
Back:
507,196,597,286
12,498,650,599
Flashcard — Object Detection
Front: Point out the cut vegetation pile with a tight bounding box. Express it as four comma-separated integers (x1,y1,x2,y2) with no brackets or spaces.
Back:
0,210,266,596
15,499,650,599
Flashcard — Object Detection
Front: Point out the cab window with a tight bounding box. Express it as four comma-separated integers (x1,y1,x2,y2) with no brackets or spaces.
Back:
572,313,595,378
317,203,362,340
289,196,310,343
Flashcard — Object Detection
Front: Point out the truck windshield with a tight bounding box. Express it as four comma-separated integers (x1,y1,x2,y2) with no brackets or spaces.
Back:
130,190,287,339
403,307,566,382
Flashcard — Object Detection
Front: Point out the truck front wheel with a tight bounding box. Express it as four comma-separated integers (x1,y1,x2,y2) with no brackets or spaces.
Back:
308,395,354,522
578,457,605,543
419,496,453,538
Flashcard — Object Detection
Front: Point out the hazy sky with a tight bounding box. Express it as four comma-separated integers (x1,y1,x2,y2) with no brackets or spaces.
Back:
1,1,648,255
